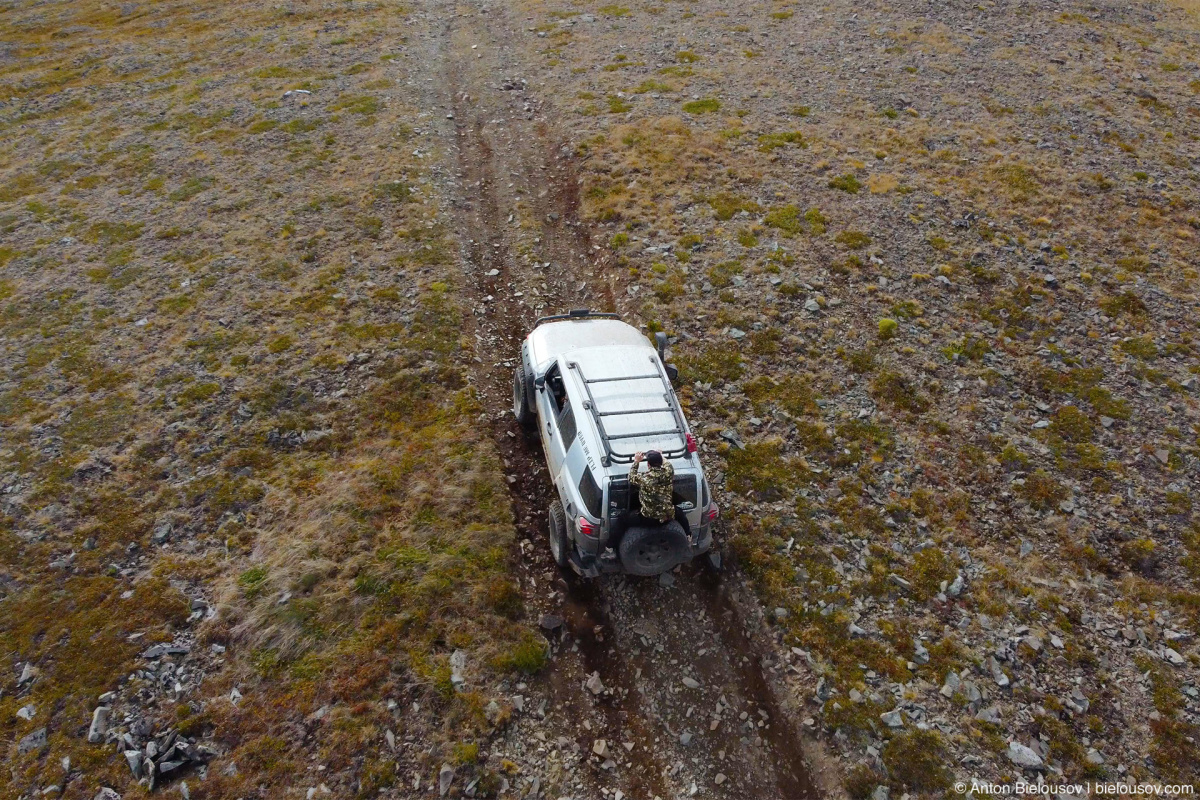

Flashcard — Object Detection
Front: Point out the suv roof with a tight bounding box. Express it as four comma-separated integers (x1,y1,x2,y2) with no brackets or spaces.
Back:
562,346,690,473
527,318,649,370
527,317,697,479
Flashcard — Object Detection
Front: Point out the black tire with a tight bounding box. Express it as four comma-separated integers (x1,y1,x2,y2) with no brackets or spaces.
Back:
513,365,535,430
618,521,691,577
548,500,571,569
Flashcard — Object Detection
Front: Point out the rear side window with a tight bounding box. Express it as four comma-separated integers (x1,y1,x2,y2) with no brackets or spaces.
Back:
579,469,603,517
701,478,709,508
558,401,577,446
672,473,698,507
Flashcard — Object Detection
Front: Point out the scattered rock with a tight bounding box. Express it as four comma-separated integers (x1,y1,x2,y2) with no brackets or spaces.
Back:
879,709,904,728
438,763,454,797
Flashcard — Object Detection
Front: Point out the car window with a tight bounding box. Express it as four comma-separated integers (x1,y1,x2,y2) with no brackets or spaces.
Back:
672,473,698,507
557,400,577,446
578,469,602,517
701,478,709,508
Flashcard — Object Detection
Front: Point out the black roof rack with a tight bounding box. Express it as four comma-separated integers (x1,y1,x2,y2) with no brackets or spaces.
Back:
533,308,621,328
568,354,690,466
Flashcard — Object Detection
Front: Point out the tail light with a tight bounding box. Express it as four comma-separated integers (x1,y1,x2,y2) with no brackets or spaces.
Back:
578,518,599,538
686,432,698,453
704,503,720,524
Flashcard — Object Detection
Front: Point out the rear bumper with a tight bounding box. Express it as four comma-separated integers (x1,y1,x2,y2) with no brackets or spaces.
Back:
569,527,712,578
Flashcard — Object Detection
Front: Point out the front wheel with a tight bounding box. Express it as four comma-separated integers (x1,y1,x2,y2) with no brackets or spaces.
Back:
513,366,535,430
547,500,571,569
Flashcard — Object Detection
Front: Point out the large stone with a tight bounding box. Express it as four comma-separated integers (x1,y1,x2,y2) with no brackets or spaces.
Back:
18,727,47,755
1065,689,1089,715
88,706,111,743
438,763,454,797
879,710,904,728
1006,741,1044,769
124,750,143,777
988,657,1010,687
449,649,467,691
1162,647,1185,666
585,672,605,695
975,705,1002,724
681,677,700,689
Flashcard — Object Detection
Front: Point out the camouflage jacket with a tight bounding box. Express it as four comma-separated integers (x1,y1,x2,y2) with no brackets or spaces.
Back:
629,461,675,523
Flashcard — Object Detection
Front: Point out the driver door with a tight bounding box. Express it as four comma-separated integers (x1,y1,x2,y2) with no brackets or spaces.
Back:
538,361,570,481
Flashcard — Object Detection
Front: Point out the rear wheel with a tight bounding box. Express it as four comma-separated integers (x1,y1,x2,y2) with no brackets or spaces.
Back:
513,366,535,430
619,521,691,576
547,500,571,569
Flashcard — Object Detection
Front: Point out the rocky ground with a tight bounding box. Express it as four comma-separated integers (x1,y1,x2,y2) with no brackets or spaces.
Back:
2,0,1199,797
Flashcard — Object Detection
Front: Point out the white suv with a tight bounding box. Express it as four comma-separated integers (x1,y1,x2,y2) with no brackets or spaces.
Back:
513,310,719,577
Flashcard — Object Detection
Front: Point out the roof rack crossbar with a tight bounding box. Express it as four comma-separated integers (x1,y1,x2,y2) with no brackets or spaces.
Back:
594,405,673,418
580,373,661,384
605,428,687,441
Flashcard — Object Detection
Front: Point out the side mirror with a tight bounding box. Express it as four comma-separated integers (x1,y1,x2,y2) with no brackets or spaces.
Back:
534,376,546,390
665,364,680,383
654,331,669,359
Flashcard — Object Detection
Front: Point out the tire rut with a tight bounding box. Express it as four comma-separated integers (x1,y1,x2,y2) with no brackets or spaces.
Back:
436,2,822,798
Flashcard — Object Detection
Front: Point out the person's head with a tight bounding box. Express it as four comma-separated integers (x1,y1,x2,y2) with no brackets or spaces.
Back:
646,450,663,468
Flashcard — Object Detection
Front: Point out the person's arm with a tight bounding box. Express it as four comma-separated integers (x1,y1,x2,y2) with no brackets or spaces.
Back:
628,453,644,487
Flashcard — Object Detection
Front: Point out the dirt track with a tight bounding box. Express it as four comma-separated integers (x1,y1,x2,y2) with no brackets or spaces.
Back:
429,2,830,796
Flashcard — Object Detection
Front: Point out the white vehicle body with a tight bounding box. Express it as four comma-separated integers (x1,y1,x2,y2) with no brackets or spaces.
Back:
514,311,717,576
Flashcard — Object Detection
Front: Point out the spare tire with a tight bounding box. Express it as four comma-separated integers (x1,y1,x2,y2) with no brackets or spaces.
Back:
619,521,691,576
